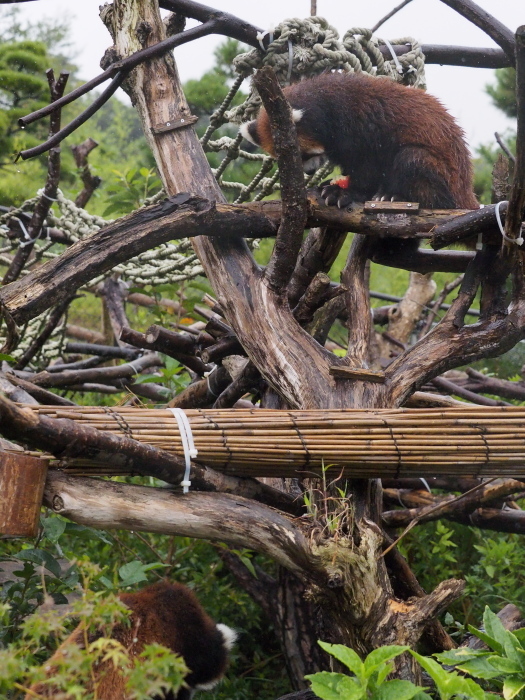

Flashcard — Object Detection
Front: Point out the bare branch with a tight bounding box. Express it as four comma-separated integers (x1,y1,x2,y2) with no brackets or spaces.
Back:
504,26,525,247
44,473,314,575
371,0,414,33
255,67,307,295
438,0,516,64
4,71,69,282
495,132,516,165
72,138,102,207
342,235,373,367
431,376,511,406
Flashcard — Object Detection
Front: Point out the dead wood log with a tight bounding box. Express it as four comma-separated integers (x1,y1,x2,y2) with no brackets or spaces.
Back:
65,326,106,344
4,374,77,406
0,197,486,328
119,326,210,376
101,277,130,346
44,473,313,574
28,352,162,388
65,341,141,360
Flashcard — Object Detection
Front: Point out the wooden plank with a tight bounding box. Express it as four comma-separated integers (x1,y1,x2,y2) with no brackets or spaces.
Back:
364,201,420,213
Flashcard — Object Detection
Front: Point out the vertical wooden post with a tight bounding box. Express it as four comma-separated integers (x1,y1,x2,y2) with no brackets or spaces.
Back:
0,452,48,538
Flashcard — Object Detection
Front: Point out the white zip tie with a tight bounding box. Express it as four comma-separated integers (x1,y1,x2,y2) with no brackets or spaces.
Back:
495,200,524,246
126,359,143,374
168,408,197,493
382,38,404,75
40,191,58,202
419,478,431,493
16,218,41,248
287,39,294,85
256,25,274,51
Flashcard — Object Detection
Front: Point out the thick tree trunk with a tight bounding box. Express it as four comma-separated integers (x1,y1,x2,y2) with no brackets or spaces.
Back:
98,0,466,686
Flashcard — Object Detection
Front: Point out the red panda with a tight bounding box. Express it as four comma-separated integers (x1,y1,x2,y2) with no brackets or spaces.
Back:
241,71,478,221
25,580,237,700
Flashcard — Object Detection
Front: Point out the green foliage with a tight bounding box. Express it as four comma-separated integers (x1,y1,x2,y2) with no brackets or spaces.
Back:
0,513,289,699
306,640,492,700
184,38,246,116
0,565,188,698
486,68,517,119
436,607,525,699
101,167,162,217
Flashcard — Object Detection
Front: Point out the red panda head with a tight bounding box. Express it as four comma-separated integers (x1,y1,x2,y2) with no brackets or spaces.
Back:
240,107,328,175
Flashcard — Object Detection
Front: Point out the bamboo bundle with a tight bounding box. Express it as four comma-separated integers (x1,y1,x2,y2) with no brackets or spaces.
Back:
22,405,525,479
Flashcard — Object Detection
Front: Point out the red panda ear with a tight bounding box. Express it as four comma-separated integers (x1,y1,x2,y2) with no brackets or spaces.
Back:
240,120,260,146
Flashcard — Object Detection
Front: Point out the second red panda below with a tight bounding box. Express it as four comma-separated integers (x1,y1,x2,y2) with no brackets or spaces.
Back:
25,580,237,700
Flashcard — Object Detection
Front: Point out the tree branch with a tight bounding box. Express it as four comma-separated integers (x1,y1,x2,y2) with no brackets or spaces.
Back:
438,0,516,64
255,67,307,295
44,473,315,575
504,26,525,247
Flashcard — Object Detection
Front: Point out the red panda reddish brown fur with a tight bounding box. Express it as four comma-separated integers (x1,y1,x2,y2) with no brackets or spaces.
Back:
25,581,236,700
241,71,479,212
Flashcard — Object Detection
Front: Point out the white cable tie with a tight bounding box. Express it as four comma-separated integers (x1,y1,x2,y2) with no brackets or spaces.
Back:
125,359,144,374
256,31,267,51
16,218,42,248
382,38,404,75
287,38,294,85
419,477,431,493
475,233,483,251
256,24,274,51
40,192,58,202
168,408,198,493
495,200,524,246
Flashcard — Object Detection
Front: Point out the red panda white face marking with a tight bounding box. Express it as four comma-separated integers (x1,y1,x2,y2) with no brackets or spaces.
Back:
241,106,327,174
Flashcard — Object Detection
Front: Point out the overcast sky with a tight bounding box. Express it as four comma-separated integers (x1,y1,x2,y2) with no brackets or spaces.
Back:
6,0,523,151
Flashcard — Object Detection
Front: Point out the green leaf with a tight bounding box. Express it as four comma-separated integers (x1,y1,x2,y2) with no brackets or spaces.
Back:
410,652,452,691
365,646,409,674
488,655,522,674
319,641,363,676
99,575,115,590
503,676,525,700
305,672,363,700
374,679,422,700
455,656,502,680
118,560,149,586
467,625,504,655
460,678,486,700
41,515,66,543
483,607,508,652
435,648,488,665
0,353,15,362
14,548,61,577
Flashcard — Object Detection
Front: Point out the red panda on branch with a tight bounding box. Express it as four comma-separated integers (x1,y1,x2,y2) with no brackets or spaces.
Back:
241,71,478,255
25,580,237,700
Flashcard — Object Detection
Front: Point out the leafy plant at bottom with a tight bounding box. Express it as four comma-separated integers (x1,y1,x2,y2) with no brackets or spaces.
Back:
305,639,497,700
436,606,525,700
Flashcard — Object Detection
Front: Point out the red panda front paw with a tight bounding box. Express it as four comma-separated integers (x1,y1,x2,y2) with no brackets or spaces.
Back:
320,182,353,209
